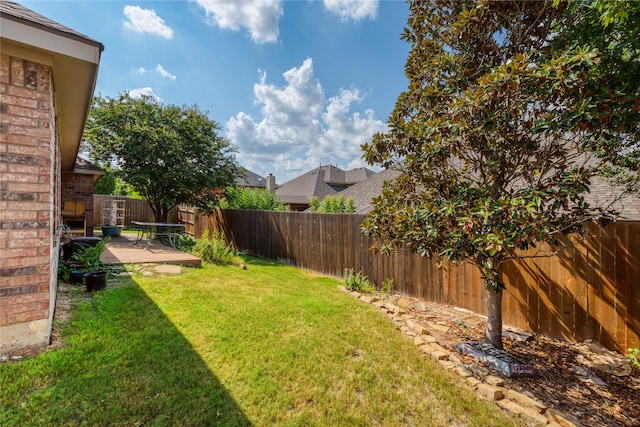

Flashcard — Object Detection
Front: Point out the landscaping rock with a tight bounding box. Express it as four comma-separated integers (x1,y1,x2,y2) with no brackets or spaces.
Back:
505,389,547,413
476,383,504,401
437,359,456,370
546,408,582,427
466,376,481,388
454,366,472,378
575,339,631,377
497,400,549,426
485,375,505,387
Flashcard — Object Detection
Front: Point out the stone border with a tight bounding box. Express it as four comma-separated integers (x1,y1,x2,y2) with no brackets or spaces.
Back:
338,287,582,427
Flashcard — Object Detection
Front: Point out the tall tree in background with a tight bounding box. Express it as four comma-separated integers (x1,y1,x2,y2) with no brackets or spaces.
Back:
554,0,639,196
362,0,622,349
84,94,240,222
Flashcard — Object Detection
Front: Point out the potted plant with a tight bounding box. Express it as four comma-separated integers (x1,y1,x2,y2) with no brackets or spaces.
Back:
70,239,109,291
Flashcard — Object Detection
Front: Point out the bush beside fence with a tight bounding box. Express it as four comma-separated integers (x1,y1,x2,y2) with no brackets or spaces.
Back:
178,207,639,354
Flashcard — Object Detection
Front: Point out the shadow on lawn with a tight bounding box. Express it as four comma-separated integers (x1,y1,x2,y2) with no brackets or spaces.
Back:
1,280,251,426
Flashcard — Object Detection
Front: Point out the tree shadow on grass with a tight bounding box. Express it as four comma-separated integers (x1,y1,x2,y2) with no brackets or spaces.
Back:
0,281,251,427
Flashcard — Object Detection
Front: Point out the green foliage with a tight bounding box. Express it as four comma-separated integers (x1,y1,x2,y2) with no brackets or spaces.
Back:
361,1,623,348
553,0,640,196
380,278,394,295
343,269,375,293
629,348,640,368
191,230,243,266
71,240,107,271
84,94,241,222
311,195,357,213
309,196,321,212
219,187,288,211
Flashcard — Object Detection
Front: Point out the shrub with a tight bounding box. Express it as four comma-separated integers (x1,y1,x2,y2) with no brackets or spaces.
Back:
629,348,640,369
344,269,374,293
191,230,243,266
220,187,288,211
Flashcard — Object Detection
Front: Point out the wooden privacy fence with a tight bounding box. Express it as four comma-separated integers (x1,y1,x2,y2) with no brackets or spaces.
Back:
93,195,178,226
178,207,640,353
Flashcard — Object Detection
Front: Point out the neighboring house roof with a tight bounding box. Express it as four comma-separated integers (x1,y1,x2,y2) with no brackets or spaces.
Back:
336,165,640,220
73,156,106,182
276,165,375,206
237,169,268,188
1,1,103,171
334,167,402,214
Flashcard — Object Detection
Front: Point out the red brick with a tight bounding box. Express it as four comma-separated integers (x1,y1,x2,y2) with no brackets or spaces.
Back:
7,86,50,100
8,238,46,249
7,308,48,324
10,58,24,87
0,114,38,128
7,143,42,155
0,292,49,307
3,247,38,259
4,133,40,147
7,255,48,268
3,172,40,184
38,246,50,257
7,124,51,138
1,301,38,315
0,54,9,84
7,104,50,120
0,94,39,109
0,210,37,221
0,274,48,288
9,229,39,239
6,182,49,193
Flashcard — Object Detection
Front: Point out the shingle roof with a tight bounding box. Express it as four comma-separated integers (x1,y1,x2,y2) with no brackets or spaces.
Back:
0,1,104,51
237,169,268,188
335,166,640,220
276,165,374,205
335,167,402,214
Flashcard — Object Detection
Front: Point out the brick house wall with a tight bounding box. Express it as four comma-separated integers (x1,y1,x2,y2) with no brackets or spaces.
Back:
61,172,96,237
0,53,58,350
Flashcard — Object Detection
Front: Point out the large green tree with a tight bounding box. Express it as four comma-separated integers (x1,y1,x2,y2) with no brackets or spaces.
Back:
362,0,624,349
554,0,640,195
84,94,240,222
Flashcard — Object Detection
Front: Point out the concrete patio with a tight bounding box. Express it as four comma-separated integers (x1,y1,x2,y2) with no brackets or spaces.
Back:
100,232,201,267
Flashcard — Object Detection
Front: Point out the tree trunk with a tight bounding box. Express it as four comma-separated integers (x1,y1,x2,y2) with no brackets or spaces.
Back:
485,287,503,349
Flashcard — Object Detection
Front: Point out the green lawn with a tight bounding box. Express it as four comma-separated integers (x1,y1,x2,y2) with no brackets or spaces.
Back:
1,257,519,426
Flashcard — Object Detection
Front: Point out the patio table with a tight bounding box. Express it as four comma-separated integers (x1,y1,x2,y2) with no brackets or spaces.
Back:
131,221,185,250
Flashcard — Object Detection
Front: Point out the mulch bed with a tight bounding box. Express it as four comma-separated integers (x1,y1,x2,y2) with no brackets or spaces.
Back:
402,302,640,427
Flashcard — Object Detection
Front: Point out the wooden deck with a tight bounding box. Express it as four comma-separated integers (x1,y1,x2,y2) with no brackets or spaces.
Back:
100,232,201,267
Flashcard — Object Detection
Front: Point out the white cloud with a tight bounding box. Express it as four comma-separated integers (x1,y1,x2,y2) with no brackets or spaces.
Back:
226,59,386,183
323,0,379,21
156,64,176,81
132,67,148,75
127,87,162,102
194,0,283,44
123,5,174,39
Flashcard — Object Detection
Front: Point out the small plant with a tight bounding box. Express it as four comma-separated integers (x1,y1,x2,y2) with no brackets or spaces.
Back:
72,240,107,272
629,348,640,369
191,230,243,266
380,278,394,294
344,268,374,293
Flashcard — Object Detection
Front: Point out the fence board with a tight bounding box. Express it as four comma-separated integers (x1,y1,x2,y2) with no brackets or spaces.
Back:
178,207,639,353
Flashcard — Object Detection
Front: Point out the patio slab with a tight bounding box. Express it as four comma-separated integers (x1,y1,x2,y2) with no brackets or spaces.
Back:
100,233,201,267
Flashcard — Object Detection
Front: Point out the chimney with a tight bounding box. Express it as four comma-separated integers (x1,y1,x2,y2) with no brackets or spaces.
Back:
266,173,276,194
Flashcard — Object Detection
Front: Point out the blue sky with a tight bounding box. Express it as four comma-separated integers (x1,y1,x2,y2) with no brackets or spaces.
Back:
20,0,410,183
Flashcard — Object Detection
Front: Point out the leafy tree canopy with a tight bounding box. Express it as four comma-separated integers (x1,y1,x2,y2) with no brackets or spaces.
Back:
309,195,356,213
220,187,289,211
553,0,640,195
84,94,241,222
362,0,629,348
